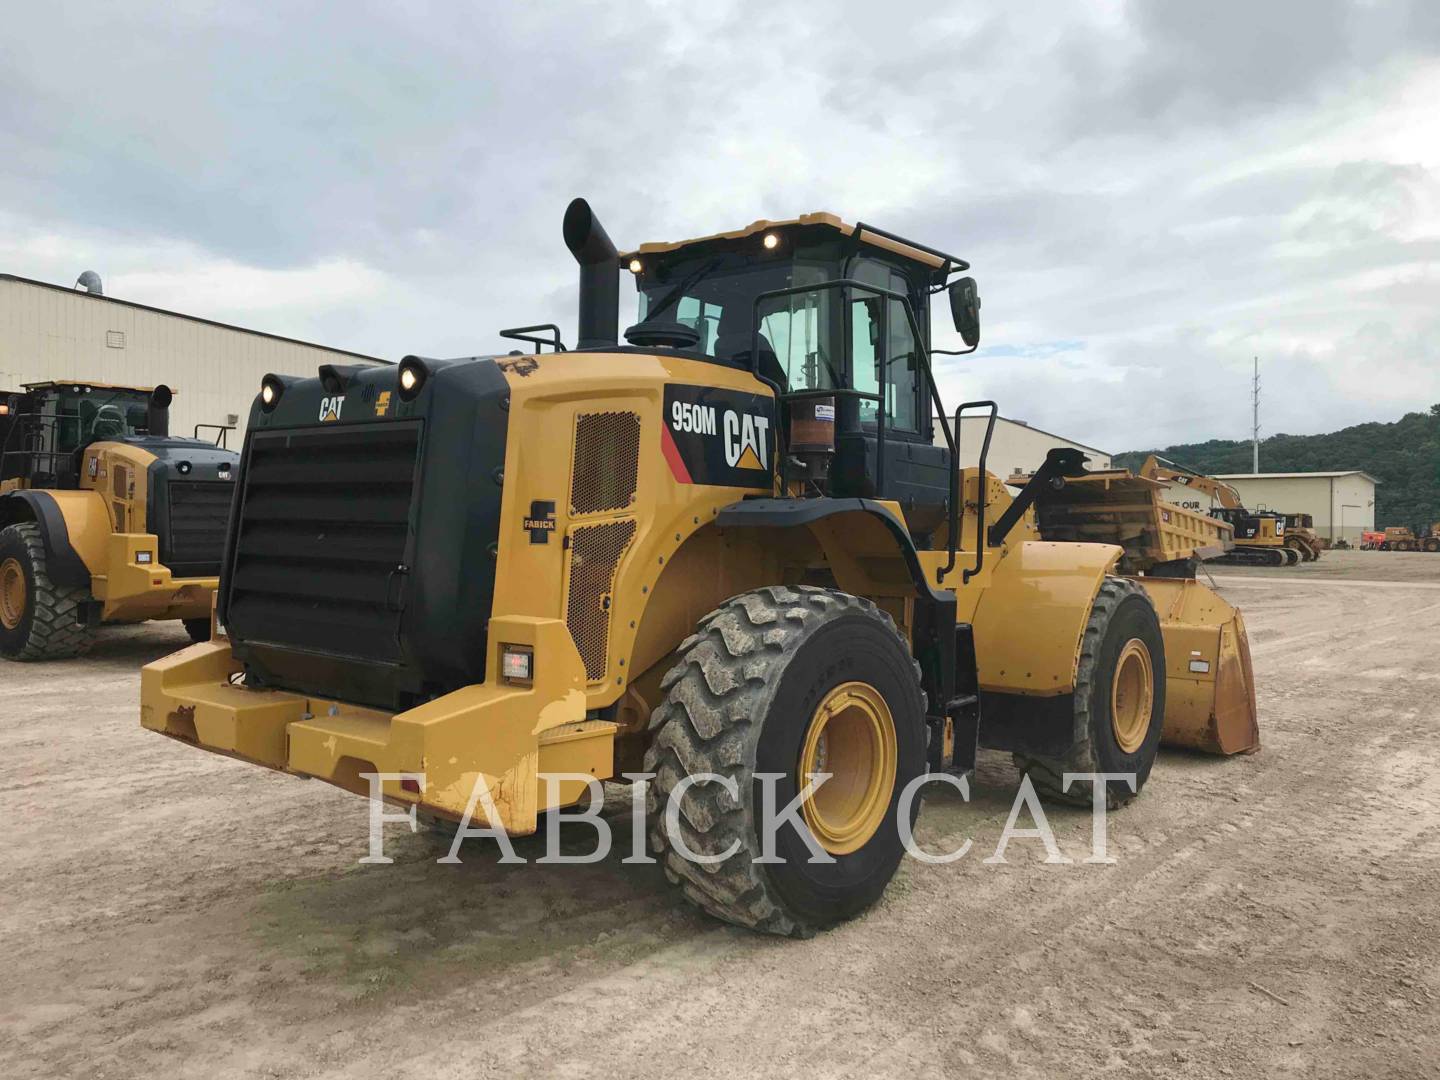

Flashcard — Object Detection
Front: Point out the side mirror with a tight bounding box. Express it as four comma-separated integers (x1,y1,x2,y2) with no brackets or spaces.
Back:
948,277,981,348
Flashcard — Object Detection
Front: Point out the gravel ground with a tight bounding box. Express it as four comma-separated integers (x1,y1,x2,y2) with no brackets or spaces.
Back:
2,549,1438,1078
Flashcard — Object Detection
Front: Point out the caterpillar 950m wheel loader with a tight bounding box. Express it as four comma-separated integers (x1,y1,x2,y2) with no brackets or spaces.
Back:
141,200,1259,937
0,381,236,659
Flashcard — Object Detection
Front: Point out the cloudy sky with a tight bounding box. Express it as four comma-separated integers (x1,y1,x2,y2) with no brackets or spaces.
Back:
3,1,1437,451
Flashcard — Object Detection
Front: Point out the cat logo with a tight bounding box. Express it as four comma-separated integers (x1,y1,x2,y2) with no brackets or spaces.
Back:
374,390,392,417
661,385,775,490
319,396,345,423
723,410,770,471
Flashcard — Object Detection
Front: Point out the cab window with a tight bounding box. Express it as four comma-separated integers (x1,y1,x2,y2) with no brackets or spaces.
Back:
852,261,921,432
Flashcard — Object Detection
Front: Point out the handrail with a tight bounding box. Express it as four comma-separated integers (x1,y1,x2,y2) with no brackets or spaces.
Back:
498,323,568,354
938,401,997,584
849,221,971,282
194,423,235,449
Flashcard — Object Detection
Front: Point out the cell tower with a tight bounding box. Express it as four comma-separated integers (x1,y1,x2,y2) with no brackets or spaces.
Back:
1251,356,1260,473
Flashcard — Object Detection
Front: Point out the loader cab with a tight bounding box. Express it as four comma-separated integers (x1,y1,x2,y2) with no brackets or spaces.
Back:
624,215,973,536
0,382,158,488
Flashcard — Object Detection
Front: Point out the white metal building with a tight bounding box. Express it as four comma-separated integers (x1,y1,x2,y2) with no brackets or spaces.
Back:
934,414,1112,480
0,273,385,446
1212,471,1378,545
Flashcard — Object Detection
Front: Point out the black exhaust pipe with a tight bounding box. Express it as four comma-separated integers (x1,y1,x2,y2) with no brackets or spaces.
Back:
563,198,619,349
147,384,173,438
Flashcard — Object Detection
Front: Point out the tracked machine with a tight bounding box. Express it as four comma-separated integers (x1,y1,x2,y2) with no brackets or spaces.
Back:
1140,456,1302,566
1279,512,1324,561
141,201,1259,936
0,381,236,659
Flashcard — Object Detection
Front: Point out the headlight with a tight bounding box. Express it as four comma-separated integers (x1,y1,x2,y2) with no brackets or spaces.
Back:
260,374,285,412
397,357,428,401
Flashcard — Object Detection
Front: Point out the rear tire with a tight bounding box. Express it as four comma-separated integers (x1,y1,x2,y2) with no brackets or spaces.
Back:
645,586,927,937
1014,576,1165,810
1424,538,1440,553
0,522,94,661
183,617,212,643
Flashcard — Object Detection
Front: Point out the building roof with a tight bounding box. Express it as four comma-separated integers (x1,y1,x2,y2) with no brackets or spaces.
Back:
1215,470,1380,484
0,273,387,363
941,412,1112,458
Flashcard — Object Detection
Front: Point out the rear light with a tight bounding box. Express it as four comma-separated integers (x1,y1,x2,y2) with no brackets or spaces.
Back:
136,551,153,564
501,646,533,683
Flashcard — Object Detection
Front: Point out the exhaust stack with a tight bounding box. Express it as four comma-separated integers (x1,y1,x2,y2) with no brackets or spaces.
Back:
563,198,619,349
147,384,173,438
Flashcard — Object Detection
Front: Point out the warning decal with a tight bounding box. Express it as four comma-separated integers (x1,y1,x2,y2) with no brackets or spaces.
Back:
661,383,775,489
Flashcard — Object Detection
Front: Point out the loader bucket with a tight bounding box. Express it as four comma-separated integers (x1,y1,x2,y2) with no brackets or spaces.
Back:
1136,578,1260,755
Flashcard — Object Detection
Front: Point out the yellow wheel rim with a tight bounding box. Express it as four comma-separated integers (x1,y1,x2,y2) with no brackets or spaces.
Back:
0,557,26,631
798,681,897,856
1111,639,1154,754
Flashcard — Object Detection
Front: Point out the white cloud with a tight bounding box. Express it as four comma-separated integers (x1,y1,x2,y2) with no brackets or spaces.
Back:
0,0,1436,450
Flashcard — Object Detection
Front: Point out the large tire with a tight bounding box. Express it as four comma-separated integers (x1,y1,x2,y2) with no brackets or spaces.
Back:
645,586,927,938
1013,576,1165,810
1424,538,1440,553
0,522,94,661
1281,546,1300,566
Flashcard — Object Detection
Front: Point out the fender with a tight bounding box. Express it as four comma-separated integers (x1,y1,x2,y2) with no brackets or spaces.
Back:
0,489,106,589
973,540,1120,755
715,496,961,715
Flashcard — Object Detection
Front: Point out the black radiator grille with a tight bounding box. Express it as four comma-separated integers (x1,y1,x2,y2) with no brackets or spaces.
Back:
225,423,421,664
161,480,233,578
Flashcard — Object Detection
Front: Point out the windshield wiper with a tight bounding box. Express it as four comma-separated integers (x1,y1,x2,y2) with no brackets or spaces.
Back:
638,257,723,325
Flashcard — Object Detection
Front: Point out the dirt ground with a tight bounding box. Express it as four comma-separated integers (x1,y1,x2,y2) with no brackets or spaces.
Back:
3,548,1438,1078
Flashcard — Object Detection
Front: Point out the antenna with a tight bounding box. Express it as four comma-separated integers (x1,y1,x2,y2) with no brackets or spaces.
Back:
1251,355,1260,474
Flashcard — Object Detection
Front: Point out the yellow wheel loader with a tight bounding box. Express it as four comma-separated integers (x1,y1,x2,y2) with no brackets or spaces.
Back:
0,381,236,660
141,201,1259,936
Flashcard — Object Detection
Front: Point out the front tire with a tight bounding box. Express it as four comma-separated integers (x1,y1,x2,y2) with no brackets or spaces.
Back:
1014,576,1165,810
0,522,94,661
645,586,927,937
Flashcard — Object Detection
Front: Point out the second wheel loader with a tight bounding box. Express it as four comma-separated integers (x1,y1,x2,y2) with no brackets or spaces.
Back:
142,200,1259,937
1,380,236,659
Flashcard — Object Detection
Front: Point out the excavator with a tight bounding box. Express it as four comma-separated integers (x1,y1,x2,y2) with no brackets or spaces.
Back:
1139,456,1301,566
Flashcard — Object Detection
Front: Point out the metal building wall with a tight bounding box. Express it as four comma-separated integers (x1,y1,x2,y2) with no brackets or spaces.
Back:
937,415,1112,478
0,276,384,446
1217,475,1377,544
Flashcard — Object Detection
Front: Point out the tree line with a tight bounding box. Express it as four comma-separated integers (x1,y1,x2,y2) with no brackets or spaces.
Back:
1113,404,1440,530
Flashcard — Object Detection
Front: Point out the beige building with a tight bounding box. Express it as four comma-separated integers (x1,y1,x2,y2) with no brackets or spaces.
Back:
1213,471,1378,545
1,273,384,447
934,414,1111,480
